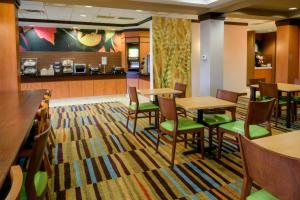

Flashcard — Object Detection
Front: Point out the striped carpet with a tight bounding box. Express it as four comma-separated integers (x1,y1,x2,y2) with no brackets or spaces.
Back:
49,97,295,200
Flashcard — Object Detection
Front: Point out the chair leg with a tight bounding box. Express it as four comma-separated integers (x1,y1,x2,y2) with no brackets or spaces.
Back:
133,113,138,135
275,103,279,127
149,112,151,124
155,110,159,129
184,134,187,148
171,136,177,167
240,177,253,200
126,110,130,128
208,127,213,149
155,131,161,153
198,130,205,159
217,130,224,159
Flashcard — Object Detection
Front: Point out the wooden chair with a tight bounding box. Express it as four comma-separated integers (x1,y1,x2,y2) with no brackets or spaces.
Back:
20,123,51,200
5,165,23,200
259,82,291,126
203,89,240,149
247,78,266,100
217,99,275,159
238,134,300,200
174,82,187,117
126,87,159,135
292,79,300,120
156,96,205,166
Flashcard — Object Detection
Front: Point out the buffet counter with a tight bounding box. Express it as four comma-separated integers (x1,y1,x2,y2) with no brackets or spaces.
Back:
20,73,127,99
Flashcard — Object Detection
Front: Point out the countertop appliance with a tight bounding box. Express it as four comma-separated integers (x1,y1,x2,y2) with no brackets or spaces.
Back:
21,58,38,75
90,66,100,75
73,64,87,74
127,43,140,71
53,62,62,75
62,59,74,74
112,66,125,74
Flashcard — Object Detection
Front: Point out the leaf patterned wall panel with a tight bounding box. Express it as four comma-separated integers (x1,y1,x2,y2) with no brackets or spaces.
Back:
152,17,192,96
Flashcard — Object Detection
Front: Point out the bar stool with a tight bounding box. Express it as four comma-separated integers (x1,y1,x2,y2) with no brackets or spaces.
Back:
4,165,23,200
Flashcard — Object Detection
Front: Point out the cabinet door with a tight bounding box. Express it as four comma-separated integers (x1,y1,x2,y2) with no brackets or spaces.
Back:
69,80,83,98
116,78,127,94
82,80,94,97
21,82,42,91
93,79,105,96
103,79,117,95
127,78,139,89
42,81,69,99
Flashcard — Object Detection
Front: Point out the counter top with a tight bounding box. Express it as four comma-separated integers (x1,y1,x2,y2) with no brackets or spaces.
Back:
21,72,126,83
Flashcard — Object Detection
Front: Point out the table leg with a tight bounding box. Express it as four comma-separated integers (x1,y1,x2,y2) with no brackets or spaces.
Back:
286,92,292,128
197,109,204,124
250,87,257,101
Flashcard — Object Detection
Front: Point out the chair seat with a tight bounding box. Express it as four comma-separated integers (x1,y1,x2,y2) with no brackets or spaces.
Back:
160,117,204,132
129,102,159,111
219,120,269,139
203,114,232,126
20,171,48,199
247,189,278,200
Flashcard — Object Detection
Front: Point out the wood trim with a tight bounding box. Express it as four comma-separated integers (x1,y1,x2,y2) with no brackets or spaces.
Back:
225,22,248,26
198,12,225,21
247,31,256,81
276,19,300,27
19,17,152,28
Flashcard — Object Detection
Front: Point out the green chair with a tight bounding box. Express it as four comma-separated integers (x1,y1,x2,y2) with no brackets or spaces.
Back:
126,87,159,135
203,89,240,149
156,96,205,166
217,99,275,159
20,125,50,200
238,134,300,200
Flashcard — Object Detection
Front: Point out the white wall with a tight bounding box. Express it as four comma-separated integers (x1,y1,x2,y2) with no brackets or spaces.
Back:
191,22,201,97
223,25,248,93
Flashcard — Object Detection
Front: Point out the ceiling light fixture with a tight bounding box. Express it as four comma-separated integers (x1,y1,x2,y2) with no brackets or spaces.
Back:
85,5,93,8
80,14,87,17
288,7,298,11
136,10,143,12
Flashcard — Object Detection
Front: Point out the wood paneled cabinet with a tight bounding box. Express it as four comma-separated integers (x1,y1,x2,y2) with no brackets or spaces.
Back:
21,77,127,99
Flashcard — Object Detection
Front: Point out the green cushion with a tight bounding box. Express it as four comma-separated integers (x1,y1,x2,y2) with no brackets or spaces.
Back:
160,117,204,132
203,114,232,126
293,96,300,102
20,171,48,199
219,120,269,139
129,102,159,111
247,189,278,200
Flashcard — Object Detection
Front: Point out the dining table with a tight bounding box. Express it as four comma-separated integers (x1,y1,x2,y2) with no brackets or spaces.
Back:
176,96,237,155
0,89,46,189
249,83,300,128
138,88,182,105
253,131,300,159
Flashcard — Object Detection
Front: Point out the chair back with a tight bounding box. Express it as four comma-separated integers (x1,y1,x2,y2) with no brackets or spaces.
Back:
25,122,50,199
247,78,265,86
259,82,278,99
37,102,49,134
174,83,187,98
239,135,300,200
244,99,275,138
216,89,239,103
294,79,300,85
5,166,23,200
158,96,177,122
128,87,139,105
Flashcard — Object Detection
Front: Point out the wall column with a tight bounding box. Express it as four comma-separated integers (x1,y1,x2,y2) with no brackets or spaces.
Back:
275,19,300,83
199,13,224,96
0,0,20,92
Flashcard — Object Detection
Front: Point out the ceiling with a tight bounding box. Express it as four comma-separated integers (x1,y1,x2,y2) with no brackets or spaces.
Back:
18,0,300,32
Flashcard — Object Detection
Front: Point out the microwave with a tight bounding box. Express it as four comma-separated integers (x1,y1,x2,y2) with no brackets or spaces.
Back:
73,64,86,74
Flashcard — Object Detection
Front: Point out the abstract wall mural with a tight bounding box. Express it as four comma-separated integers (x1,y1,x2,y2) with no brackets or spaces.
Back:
152,17,192,96
19,26,123,53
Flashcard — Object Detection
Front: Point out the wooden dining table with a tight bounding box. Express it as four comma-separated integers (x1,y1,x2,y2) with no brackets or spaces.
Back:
250,83,300,128
176,96,237,123
0,89,46,189
138,88,182,104
253,131,300,159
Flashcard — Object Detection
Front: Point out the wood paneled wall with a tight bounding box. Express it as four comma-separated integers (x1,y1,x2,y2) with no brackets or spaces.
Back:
247,31,256,81
0,2,20,92
20,51,122,71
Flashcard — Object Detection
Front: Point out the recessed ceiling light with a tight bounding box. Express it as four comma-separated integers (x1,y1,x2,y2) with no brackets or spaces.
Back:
288,7,298,11
80,14,87,17
136,10,143,12
85,5,93,8
52,3,66,7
